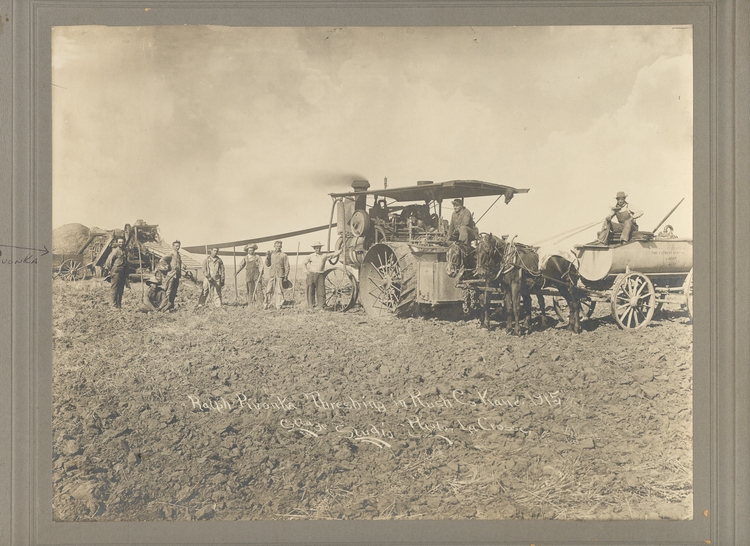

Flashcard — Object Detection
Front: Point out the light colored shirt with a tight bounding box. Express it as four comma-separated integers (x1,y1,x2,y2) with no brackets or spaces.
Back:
203,255,225,284
607,202,642,223
304,252,335,274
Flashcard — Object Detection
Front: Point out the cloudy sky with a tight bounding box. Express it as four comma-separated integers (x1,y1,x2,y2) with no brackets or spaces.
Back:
52,25,692,253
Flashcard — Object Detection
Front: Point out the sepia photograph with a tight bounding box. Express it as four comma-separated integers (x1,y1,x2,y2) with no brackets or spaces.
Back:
51,25,694,523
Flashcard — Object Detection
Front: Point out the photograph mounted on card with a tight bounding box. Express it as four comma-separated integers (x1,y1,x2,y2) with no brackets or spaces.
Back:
50,24,694,523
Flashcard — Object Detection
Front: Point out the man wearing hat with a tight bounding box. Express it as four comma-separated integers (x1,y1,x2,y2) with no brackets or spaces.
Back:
235,243,264,306
597,191,643,244
138,275,167,313
303,242,343,309
447,198,477,245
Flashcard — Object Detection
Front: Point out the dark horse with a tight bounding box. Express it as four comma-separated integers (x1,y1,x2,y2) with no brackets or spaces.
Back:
447,237,544,331
446,241,476,281
475,234,582,335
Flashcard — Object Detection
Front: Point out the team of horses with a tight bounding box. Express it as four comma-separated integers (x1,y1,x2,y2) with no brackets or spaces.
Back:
446,233,582,335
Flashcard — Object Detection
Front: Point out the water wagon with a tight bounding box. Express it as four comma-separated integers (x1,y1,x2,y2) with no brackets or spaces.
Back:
570,232,693,329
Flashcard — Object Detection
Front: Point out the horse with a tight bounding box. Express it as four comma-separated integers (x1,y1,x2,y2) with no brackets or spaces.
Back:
475,234,581,335
446,241,496,324
474,234,544,335
446,241,476,281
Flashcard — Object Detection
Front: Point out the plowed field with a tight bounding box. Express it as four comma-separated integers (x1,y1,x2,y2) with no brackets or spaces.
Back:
52,274,693,521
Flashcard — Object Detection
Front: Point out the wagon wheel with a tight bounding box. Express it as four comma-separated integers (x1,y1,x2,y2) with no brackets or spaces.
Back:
350,211,371,237
683,268,693,319
59,260,86,281
552,296,596,323
610,272,656,329
359,243,417,318
323,268,358,312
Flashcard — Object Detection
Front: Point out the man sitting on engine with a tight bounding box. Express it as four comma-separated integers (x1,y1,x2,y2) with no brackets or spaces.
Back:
447,199,476,244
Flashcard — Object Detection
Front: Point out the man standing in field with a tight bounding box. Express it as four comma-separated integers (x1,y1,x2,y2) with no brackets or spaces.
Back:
105,237,128,309
156,240,182,311
235,243,264,306
264,240,290,310
303,242,342,309
197,247,225,308
447,199,476,245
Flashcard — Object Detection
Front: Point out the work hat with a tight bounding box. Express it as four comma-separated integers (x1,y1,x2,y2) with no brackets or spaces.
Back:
245,243,258,251
312,242,323,248
616,191,627,199
144,275,160,286
451,198,463,207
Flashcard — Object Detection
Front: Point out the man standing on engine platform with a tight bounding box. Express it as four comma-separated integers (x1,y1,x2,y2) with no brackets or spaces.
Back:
447,199,477,245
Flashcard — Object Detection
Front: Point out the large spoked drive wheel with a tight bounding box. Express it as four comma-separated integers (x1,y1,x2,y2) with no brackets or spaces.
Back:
359,243,417,318
323,268,358,312
552,296,596,323
610,271,656,329
683,268,693,319
59,260,86,281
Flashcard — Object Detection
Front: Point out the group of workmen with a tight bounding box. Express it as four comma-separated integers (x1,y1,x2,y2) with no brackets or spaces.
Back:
103,191,642,312
104,237,342,313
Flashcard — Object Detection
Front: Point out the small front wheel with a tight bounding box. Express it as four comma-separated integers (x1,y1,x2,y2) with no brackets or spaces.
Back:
323,268,358,312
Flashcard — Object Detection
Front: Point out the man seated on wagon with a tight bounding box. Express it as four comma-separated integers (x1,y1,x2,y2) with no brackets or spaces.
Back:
597,191,643,245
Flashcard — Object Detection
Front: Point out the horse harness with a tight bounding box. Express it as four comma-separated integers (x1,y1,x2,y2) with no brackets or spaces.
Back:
496,239,577,290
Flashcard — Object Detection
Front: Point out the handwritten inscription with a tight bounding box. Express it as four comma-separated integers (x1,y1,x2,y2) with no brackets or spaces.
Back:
1,254,38,265
187,388,561,415
0,244,49,263
184,387,557,447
